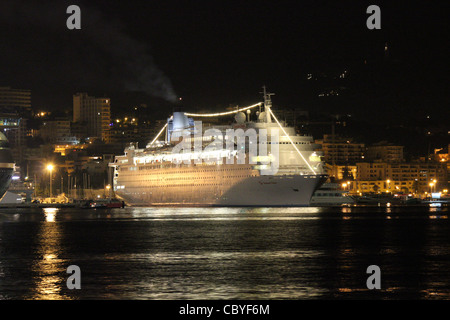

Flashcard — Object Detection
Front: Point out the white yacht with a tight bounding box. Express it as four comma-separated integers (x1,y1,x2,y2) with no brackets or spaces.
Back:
310,183,355,206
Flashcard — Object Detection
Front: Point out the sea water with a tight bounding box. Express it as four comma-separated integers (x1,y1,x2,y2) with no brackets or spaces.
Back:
0,205,448,300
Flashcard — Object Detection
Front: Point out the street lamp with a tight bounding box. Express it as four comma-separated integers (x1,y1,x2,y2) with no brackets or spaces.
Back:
47,164,54,197
106,184,111,199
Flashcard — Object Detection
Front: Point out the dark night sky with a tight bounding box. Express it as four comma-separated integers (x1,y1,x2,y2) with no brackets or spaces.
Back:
0,0,448,123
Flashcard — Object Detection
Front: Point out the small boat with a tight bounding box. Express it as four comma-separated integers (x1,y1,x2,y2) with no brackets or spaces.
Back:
81,198,125,209
104,199,125,208
310,183,355,206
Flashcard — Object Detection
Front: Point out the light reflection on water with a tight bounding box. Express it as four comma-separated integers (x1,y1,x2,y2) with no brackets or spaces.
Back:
0,205,448,299
43,207,58,222
28,208,69,300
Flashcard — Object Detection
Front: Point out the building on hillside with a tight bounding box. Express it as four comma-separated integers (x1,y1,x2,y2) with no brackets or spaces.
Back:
0,86,31,113
315,134,365,165
39,118,78,145
73,93,111,143
365,142,404,162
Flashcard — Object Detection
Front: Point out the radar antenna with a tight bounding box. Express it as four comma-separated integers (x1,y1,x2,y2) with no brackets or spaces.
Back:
261,85,274,123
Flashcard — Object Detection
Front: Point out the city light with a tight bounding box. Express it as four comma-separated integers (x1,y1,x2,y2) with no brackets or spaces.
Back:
429,182,435,194
46,164,54,198
185,102,262,117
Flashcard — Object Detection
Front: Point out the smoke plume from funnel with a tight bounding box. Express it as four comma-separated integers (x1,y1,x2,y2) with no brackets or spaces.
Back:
0,0,178,103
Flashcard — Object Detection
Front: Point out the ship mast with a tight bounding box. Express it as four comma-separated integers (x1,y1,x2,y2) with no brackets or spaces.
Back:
262,85,274,123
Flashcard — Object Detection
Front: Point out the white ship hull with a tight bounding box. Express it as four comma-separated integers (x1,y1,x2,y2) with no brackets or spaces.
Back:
114,168,327,207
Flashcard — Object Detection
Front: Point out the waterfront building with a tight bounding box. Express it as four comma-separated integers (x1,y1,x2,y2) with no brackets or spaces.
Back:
356,161,447,194
324,163,357,181
351,180,416,194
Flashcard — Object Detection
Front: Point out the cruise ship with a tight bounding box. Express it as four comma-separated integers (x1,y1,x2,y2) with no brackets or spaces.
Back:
0,131,15,200
110,89,327,206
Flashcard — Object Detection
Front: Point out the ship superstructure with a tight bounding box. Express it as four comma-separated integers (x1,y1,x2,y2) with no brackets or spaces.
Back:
110,89,327,206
